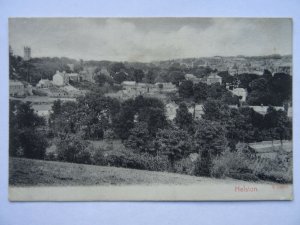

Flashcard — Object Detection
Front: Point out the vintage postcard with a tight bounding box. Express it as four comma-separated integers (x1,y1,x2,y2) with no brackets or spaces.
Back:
9,18,293,201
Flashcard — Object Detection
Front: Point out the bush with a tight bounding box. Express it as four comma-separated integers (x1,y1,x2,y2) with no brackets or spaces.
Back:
251,155,292,183
210,149,253,179
56,135,91,164
91,148,170,172
174,157,195,175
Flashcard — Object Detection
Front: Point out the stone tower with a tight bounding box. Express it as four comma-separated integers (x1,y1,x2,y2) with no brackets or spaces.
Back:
24,46,31,61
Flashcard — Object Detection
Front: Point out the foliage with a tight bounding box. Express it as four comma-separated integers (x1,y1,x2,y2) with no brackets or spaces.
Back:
210,147,253,179
193,119,228,176
178,80,194,98
125,122,151,153
9,101,48,159
56,134,91,164
92,148,169,172
193,82,208,103
169,71,185,87
154,128,192,169
202,99,230,122
94,73,113,86
174,102,193,131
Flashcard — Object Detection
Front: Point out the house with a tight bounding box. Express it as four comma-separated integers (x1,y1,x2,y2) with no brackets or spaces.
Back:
52,71,69,86
206,73,222,85
80,66,97,83
60,85,84,97
188,104,204,119
36,79,53,88
185,73,201,83
100,67,110,77
10,80,25,96
165,102,178,120
31,104,52,118
68,73,80,82
230,88,247,102
165,102,204,120
155,82,177,93
248,106,285,115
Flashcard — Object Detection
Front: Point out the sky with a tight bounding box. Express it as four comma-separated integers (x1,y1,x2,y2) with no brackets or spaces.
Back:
9,18,292,62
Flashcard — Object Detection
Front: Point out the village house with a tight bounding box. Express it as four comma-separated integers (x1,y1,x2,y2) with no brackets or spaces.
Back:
52,71,69,86
9,80,25,96
79,66,97,83
230,87,248,102
188,104,205,119
154,82,177,92
184,73,202,84
247,106,285,115
206,73,222,85
68,73,80,82
36,79,53,88
31,104,52,119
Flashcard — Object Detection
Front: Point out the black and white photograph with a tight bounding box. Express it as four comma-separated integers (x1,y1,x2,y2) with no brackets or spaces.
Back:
8,18,293,201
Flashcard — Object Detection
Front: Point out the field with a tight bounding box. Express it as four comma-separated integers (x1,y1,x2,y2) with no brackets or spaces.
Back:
9,157,268,187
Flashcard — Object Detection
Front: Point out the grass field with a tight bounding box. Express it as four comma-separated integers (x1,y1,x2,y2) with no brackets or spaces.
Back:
9,157,267,187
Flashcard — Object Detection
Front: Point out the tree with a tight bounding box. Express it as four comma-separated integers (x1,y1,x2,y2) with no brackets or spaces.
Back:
18,128,48,159
202,99,230,122
113,71,127,84
193,82,208,103
207,83,227,100
95,73,112,86
57,134,91,164
9,101,48,159
275,110,292,144
264,107,292,143
133,69,144,83
193,120,228,176
221,91,239,105
112,99,136,140
110,62,126,74
169,71,185,87
145,70,156,84
125,122,151,153
174,102,193,131
158,83,163,93
134,96,168,136
155,128,192,170
179,80,194,98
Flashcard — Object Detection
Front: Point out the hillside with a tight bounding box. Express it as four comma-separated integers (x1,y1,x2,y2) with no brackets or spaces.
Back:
9,157,259,186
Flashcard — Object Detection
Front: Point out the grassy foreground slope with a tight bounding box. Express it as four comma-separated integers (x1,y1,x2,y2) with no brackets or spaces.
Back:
9,157,263,186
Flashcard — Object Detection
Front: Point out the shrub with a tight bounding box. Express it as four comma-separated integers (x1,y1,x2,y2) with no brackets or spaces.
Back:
56,135,91,164
251,155,292,183
93,149,170,172
174,157,196,175
210,148,253,179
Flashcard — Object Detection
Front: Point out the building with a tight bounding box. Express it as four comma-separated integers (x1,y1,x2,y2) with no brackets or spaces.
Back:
185,74,202,83
24,46,31,61
31,104,52,118
206,73,222,85
155,82,177,92
36,79,53,88
230,88,247,102
248,106,285,115
52,71,69,86
188,104,204,119
67,64,74,71
80,66,97,83
68,73,80,82
10,80,25,96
